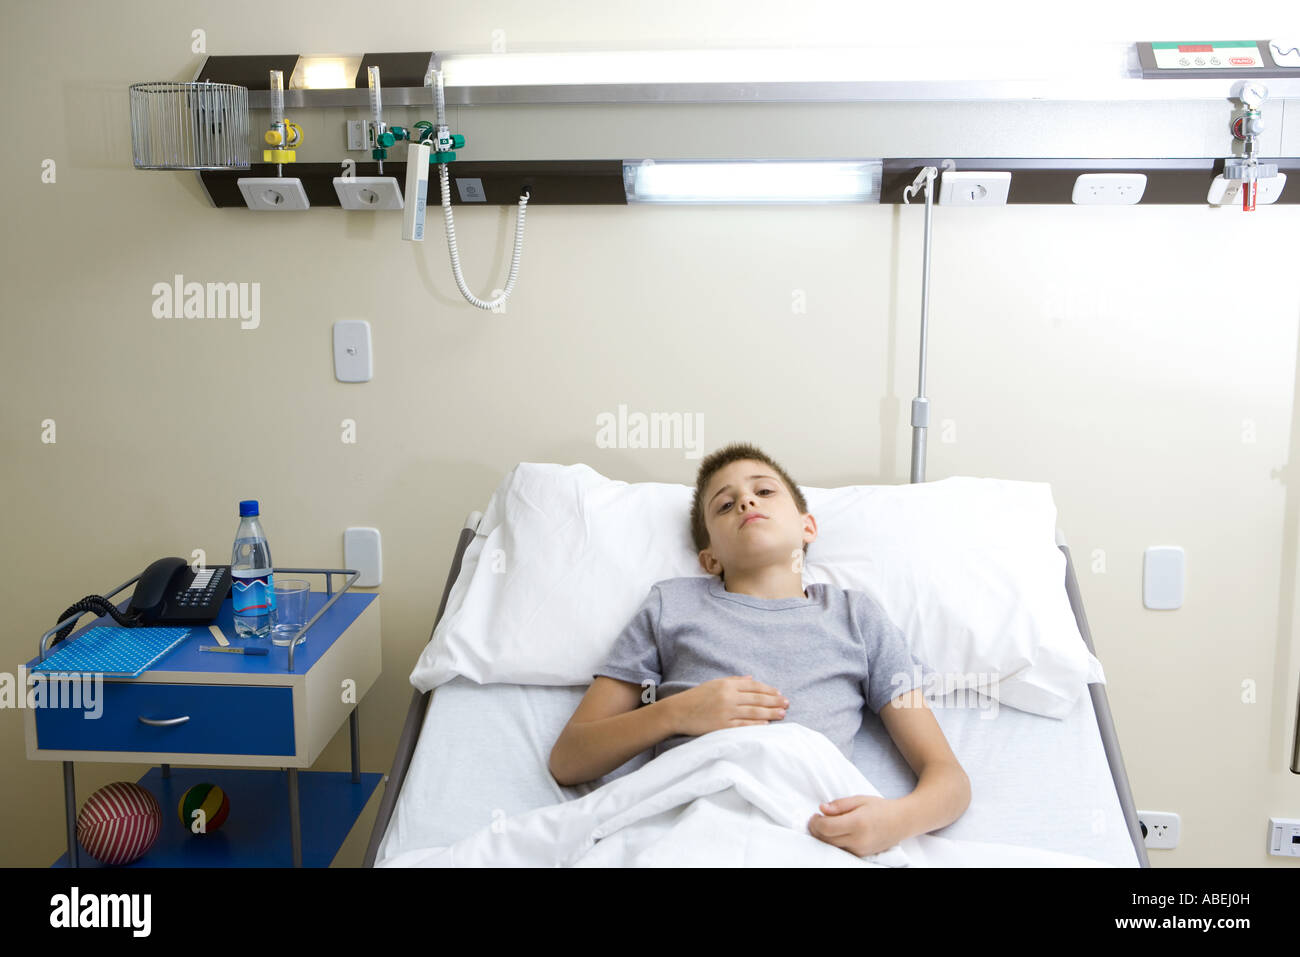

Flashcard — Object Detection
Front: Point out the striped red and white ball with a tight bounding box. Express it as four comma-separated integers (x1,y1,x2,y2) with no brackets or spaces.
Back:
76,782,162,866
178,783,230,834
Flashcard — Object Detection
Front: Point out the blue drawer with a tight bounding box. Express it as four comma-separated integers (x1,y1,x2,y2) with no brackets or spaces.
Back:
34,682,294,756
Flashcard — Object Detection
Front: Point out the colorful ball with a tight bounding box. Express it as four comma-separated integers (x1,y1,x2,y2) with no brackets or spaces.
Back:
77,782,162,866
178,783,230,834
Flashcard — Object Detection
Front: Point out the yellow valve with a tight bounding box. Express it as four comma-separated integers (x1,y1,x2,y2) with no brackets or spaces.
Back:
263,122,303,149
261,121,302,163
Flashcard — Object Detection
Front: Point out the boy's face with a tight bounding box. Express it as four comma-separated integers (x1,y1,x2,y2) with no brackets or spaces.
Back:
698,459,817,579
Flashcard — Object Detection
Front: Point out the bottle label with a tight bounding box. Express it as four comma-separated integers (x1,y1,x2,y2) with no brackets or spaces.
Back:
232,571,277,616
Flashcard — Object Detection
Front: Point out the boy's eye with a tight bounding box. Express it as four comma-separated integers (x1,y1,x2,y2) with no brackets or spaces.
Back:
718,488,774,513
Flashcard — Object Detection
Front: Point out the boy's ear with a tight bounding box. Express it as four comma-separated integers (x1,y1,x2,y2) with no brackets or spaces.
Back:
698,549,721,576
802,512,818,546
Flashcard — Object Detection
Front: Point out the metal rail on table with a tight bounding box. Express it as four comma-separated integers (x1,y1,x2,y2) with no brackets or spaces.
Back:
38,567,361,673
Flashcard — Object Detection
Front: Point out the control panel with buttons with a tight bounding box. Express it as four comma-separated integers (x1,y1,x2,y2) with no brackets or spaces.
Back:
1138,39,1300,78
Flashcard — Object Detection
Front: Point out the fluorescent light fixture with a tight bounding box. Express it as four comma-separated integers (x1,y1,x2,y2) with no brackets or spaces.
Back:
441,45,1136,86
290,55,364,89
623,160,881,204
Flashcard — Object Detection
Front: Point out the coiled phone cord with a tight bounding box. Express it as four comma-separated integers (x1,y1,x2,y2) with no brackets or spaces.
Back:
51,596,144,647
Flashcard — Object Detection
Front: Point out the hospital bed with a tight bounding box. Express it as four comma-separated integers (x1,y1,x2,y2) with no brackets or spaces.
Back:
364,474,1149,868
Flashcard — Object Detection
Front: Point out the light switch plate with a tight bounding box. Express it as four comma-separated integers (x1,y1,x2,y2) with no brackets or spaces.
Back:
1143,546,1184,609
333,320,372,382
344,527,382,587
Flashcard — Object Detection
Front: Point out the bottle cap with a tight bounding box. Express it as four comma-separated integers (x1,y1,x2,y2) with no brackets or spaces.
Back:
239,500,260,517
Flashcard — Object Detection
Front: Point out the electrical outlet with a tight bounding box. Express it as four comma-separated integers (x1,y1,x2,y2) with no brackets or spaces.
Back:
1137,810,1180,849
1072,173,1147,205
938,171,1011,206
1268,817,1300,857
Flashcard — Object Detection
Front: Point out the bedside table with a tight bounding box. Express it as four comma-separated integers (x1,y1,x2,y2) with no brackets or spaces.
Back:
24,573,381,867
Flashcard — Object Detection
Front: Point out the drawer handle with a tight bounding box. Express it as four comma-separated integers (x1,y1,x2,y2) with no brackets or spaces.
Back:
138,715,190,727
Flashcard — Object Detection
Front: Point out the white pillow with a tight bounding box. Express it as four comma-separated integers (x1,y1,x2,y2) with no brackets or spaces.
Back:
412,464,700,688
410,463,1105,719
798,478,1105,718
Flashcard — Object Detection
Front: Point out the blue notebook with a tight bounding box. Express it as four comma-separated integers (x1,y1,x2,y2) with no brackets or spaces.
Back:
33,626,193,678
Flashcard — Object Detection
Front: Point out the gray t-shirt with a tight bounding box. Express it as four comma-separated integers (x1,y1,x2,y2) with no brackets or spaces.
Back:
593,575,933,761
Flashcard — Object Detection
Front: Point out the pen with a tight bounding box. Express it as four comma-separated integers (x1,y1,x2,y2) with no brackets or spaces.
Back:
199,645,268,656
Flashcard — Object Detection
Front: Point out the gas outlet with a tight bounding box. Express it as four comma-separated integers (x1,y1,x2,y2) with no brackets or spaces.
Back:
347,120,367,151
1208,171,1287,206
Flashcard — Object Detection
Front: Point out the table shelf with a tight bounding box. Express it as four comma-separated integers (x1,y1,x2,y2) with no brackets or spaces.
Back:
50,767,382,868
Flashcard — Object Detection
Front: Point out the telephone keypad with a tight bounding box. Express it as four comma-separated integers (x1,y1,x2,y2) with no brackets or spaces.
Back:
164,567,230,620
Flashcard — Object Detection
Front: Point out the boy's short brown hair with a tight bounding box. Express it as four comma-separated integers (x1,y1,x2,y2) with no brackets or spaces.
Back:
690,443,810,571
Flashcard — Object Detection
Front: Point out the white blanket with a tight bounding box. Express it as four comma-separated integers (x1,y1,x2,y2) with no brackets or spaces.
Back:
376,723,1114,867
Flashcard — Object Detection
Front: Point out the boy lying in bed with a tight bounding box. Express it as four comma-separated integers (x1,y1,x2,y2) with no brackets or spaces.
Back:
548,442,971,859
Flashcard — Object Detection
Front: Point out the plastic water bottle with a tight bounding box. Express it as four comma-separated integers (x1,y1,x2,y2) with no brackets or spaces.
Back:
231,499,277,639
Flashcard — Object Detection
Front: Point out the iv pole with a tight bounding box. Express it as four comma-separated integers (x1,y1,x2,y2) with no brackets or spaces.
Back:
903,165,940,484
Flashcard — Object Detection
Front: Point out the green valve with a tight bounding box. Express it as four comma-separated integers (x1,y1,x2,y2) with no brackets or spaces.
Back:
389,126,408,141
432,150,457,163
378,131,395,147
451,134,465,148
372,147,387,161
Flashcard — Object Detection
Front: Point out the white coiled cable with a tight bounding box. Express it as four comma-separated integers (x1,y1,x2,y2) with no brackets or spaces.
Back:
438,164,529,310
433,69,529,311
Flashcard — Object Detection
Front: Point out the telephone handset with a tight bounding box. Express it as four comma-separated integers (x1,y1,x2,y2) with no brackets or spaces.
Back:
50,557,233,646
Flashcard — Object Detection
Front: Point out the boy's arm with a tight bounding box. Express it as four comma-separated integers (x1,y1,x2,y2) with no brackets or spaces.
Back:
548,677,680,787
878,688,971,838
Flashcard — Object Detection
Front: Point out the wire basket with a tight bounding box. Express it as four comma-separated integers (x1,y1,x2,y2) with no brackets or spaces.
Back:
129,80,250,170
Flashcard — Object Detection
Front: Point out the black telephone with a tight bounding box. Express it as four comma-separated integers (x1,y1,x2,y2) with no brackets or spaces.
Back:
51,557,233,646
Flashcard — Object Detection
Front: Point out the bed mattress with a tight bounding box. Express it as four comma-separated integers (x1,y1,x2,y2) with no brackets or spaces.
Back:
375,676,1140,867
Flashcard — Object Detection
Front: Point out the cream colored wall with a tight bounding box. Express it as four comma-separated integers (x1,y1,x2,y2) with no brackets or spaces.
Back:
2,0,1298,868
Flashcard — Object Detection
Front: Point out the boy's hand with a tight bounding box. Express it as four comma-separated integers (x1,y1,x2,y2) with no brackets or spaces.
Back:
669,675,788,737
807,795,905,858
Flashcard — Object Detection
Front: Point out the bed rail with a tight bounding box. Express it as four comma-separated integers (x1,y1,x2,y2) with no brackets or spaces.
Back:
1059,542,1150,867
362,513,479,867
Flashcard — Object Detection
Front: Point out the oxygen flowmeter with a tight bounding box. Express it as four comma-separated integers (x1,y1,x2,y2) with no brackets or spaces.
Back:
261,70,301,165
1224,81,1277,211
371,62,531,309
